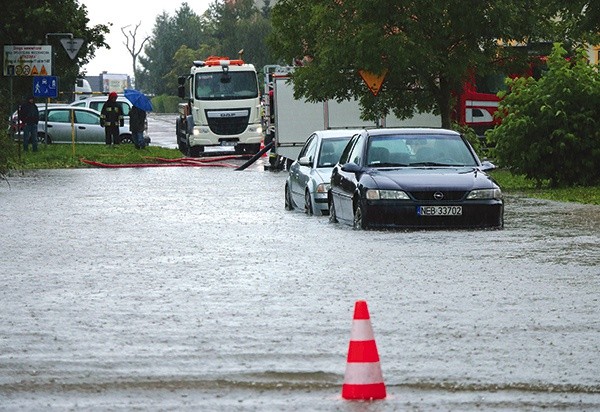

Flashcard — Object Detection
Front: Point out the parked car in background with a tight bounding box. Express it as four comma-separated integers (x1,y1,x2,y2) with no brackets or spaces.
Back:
285,129,360,215
70,95,149,144
328,128,504,229
9,103,63,134
70,95,132,117
36,106,135,144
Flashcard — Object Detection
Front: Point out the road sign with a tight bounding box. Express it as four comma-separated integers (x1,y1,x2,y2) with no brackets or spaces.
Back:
33,76,58,98
60,38,84,60
358,69,388,96
3,45,52,76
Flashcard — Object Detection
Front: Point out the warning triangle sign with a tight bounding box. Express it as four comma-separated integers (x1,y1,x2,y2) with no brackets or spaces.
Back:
31,66,39,75
40,65,48,75
359,69,388,96
60,38,85,60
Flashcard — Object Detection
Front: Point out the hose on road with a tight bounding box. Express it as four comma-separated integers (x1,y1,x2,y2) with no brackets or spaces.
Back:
81,155,240,169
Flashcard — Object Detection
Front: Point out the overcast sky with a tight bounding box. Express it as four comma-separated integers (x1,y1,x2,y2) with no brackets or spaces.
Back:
79,0,212,76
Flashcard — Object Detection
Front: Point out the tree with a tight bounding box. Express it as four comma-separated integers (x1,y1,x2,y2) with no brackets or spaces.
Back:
487,44,600,187
204,0,272,71
268,0,566,128
139,3,207,94
0,0,108,116
121,22,150,86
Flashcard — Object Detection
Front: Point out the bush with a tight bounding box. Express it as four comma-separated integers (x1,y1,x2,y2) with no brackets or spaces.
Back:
0,124,16,177
487,43,600,187
452,122,483,156
150,95,181,113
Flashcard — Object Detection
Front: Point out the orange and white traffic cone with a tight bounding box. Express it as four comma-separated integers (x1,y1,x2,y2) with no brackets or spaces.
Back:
342,300,386,400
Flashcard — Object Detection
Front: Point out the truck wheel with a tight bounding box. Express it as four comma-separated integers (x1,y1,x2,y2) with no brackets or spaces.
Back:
188,145,204,158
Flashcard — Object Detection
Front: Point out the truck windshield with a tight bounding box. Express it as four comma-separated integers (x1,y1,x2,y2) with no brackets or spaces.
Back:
195,72,258,101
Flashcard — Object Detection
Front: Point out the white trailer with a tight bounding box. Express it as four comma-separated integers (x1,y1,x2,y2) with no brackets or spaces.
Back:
266,69,441,168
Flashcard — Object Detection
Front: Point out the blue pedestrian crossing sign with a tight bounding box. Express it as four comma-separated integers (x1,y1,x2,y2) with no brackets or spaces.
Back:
33,76,58,98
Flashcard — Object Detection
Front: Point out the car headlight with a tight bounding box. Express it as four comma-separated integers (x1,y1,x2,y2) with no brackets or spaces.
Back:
467,188,503,200
366,189,410,200
316,183,330,193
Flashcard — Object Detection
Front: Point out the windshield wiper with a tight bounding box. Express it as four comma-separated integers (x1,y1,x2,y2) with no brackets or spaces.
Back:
370,162,409,167
408,162,449,166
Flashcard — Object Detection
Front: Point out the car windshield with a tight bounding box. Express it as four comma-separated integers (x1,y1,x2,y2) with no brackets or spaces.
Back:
195,71,258,100
317,137,351,167
366,134,478,167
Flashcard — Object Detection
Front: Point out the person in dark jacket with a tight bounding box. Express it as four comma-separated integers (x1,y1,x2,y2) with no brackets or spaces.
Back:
100,92,124,145
129,105,147,149
19,96,39,152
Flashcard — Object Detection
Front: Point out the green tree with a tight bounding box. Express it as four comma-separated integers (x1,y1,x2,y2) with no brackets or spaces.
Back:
204,0,272,70
268,0,565,128
487,44,600,187
139,3,207,94
0,0,108,116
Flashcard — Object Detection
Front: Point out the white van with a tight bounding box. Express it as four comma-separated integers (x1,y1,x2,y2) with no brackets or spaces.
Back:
74,78,93,100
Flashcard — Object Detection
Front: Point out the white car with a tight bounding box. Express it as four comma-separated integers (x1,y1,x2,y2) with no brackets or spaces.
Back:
36,106,135,144
70,95,132,117
285,129,362,215
70,95,149,143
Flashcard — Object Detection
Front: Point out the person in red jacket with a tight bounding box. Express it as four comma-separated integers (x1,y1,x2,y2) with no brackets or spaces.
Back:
100,92,124,145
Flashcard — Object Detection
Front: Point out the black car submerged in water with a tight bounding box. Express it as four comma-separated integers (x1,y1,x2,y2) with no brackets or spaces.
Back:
328,128,504,229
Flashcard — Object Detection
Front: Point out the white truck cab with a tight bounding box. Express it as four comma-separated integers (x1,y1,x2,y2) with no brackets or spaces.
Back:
176,56,263,156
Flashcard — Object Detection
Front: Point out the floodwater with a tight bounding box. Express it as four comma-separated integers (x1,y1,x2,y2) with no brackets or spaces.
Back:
1,118,599,410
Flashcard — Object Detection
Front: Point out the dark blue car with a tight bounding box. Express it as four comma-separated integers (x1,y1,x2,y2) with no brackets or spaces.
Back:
328,128,504,229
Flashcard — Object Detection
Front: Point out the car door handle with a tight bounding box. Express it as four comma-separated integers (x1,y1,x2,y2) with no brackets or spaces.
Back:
78,126,86,130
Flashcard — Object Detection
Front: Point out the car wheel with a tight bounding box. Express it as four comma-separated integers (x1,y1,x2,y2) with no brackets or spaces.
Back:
353,202,367,230
120,134,133,144
304,190,314,216
329,198,338,223
284,184,294,211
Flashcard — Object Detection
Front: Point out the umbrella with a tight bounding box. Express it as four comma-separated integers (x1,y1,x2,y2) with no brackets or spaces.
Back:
124,89,153,112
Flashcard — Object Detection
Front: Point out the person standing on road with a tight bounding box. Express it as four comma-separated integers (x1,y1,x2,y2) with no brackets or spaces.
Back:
100,92,124,146
19,96,39,152
129,105,147,149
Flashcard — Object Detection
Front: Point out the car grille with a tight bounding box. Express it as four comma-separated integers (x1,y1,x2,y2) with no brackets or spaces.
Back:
206,110,249,136
409,191,467,201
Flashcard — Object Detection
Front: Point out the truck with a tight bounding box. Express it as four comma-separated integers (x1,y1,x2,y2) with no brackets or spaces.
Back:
176,56,263,157
263,66,442,169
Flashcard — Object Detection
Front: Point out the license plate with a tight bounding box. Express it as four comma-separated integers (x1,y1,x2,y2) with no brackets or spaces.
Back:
418,205,462,216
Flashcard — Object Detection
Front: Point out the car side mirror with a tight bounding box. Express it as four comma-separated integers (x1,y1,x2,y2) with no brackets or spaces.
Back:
341,162,363,173
480,160,496,171
298,156,312,166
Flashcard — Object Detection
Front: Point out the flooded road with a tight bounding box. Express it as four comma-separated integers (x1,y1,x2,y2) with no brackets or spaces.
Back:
1,117,599,410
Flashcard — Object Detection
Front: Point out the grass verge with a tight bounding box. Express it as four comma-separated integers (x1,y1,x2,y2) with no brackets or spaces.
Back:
490,169,600,205
7,143,183,170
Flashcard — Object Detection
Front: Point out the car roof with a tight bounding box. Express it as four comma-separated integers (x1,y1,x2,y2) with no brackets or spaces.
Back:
364,127,459,137
70,95,131,104
40,105,101,114
314,129,364,138
74,95,128,101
